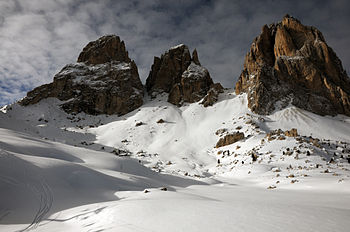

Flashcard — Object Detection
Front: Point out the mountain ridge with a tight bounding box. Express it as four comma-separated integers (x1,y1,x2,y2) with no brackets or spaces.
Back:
18,15,350,118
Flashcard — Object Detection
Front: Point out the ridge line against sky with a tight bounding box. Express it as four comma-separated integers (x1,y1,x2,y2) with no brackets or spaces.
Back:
0,0,349,106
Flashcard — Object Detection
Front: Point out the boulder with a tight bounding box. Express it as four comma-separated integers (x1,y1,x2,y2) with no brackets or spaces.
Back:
235,15,350,116
215,132,245,148
284,128,298,137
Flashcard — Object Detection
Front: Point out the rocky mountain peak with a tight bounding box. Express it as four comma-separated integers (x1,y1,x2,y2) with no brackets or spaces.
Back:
235,15,350,116
20,35,143,115
146,44,222,106
77,35,131,65
146,44,192,94
192,49,201,65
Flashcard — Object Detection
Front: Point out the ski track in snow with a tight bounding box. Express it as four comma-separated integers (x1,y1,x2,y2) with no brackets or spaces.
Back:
22,180,53,232
0,150,54,232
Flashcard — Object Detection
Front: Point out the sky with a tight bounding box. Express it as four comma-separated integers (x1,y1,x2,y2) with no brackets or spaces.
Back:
0,0,349,106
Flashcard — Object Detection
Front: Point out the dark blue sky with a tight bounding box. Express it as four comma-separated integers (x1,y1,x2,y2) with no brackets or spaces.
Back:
0,0,349,105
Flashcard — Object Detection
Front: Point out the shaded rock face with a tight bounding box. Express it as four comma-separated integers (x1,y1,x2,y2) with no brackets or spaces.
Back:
201,83,224,107
20,35,143,115
146,44,217,106
235,15,350,116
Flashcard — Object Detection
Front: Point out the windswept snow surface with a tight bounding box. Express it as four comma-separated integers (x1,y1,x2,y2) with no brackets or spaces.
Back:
0,90,350,232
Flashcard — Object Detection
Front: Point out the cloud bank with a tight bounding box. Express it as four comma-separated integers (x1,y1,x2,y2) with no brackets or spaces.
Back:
0,0,349,105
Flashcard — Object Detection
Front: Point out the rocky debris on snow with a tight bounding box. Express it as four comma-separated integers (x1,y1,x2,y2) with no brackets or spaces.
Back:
157,119,165,124
112,148,132,156
266,129,284,141
215,128,227,136
235,14,350,116
215,132,245,148
251,151,258,162
266,128,298,141
20,35,144,115
146,44,221,106
135,122,144,127
212,113,350,185
284,128,298,137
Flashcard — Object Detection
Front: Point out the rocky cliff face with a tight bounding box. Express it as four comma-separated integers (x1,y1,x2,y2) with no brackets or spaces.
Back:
77,35,131,65
146,44,220,106
20,35,144,115
235,15,350,116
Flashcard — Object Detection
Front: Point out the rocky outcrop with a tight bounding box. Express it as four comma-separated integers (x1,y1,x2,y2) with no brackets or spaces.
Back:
284,128,298,137
235,15,350,116
201,83,224,107
168,62,214,105
215,132,245,148
20,35,144,115
77,35,131,65
146,44,220,106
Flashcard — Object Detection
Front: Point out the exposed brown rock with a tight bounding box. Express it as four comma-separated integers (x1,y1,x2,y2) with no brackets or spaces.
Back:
146,44,220,106
215,128,227,136
215,132,245,148
202,83,224,107
251,152,258,162
168,63,214,105
135,122,144,127
157,119,165,123
20,35,143,115
77,35,131,64
168,84,183,106
146,44,192,95
266,128,298,139
192,49,201,65
235,15,350,116
284,128,298,137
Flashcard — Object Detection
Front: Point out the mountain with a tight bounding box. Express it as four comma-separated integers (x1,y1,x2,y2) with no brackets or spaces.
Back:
1,16,350,232
235,14,350,116
146,44,223,106
20,35,144,115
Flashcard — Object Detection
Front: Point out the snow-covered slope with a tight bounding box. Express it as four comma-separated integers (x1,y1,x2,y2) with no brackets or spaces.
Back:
1,90,350,231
